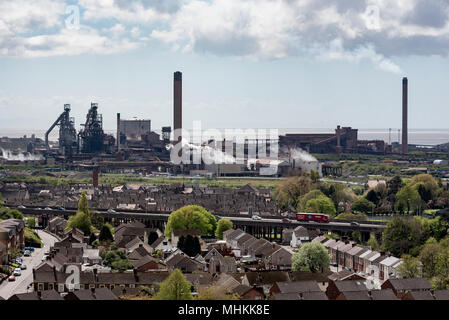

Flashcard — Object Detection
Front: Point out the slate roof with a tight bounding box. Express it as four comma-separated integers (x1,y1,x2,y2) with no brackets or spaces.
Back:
275,280,321,294
370,289,399,300
67,288,118,300
334,280,368,292
9,290,63,301
386,278,432,291
433,290,449,300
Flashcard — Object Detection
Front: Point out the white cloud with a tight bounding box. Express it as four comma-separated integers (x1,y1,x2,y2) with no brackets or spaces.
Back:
1,0,449,72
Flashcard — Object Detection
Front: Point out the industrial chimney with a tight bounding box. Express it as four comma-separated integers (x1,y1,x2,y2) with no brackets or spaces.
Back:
117,113,121,152
402,77,408,154
174,71,182,144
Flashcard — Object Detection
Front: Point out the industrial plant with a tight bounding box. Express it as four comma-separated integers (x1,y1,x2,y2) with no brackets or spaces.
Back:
1,74,447,178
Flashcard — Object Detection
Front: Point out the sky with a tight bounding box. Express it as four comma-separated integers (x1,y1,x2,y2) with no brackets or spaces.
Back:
0,0,449,134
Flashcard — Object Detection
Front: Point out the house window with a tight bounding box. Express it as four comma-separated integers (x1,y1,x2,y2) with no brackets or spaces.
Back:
38,283,44,291
99,284,105,288
130,284,135,288
58,284,64,292
48,283,54,290
110,284,115,290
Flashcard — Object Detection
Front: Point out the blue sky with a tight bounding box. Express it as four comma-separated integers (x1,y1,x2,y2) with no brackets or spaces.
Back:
0,0,448,134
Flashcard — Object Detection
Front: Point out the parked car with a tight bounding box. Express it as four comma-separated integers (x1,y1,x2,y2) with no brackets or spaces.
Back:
17,205,26,209
23,250,31,257
42,255,48,261
20,264,27,270
44,207,53,210
15,257,23,264
350,221,360,226
13,268,21,276
107,209,117,213
36,207,42,210
282,218,292,223
251,215,262,220
57,207,65,211
25,247,35,252
8,275,15,282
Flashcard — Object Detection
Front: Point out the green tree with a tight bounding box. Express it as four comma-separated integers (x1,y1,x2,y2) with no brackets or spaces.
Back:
304,195,336,216
410,174,439,200
148,231,159,245
99,225,113,242
382,217,424,257
310,170,320,184
433,247,449,289
25,217,36,228
397,254,421,278
67,191,93,235
164,205,217,238
196,286,239,300
419,242,441,278
91,211,105,230
89,233,97,245
154,269,193,300
77,191,90,216
215,219,233,239
297,190,326,212
274,175,314,210
291,242,330,273
351,198,376,214
367,233,380,251
395,185,422,214
366,189,380,206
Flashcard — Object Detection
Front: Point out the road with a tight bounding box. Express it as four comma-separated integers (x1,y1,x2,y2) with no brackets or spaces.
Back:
0,230,58,300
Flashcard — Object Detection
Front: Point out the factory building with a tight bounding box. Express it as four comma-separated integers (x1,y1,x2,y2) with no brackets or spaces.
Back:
279,126,386,154
118,117,152,147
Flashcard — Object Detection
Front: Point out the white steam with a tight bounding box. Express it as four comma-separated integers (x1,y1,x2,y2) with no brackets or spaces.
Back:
287,147,318,162
0,148,44,161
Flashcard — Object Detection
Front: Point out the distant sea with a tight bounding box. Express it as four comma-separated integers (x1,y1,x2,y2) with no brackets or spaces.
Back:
1,128,449,146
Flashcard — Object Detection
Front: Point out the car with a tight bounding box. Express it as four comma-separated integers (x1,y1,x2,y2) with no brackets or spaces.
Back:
251,215,262,220
36,207,42,210
23,250,31,257
107,209,117,213
13,268,21,276
8,275,15,281
17,205,26,209
15,257,22,264
214,215,222,220
331,262,338,267
44,207,53,210
25,247,35,252
57,207,65,211
42,255,48,262
20,264,27,270
350,221,360,226
282,218,292,223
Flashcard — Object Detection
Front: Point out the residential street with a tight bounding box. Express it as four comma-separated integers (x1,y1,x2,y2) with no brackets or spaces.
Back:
0,230,58,300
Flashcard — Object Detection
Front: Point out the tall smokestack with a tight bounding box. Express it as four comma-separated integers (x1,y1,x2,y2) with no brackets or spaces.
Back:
117,113,121,152
174,71,182,144
402,77,408,154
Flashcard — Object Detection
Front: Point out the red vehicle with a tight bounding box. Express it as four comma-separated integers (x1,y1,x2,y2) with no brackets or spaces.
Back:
296,213,330,223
